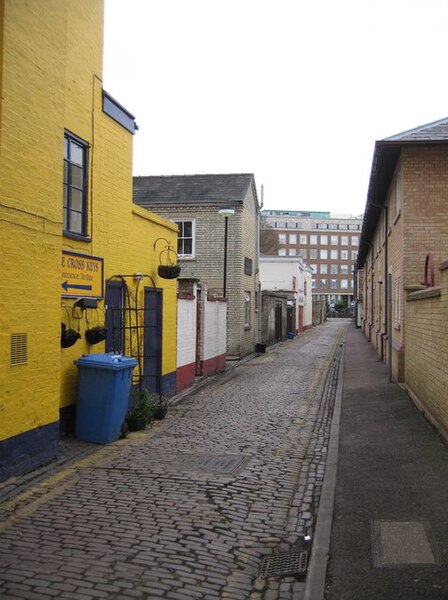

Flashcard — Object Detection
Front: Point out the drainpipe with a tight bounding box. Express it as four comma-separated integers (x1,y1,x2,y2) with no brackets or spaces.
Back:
257,185,263,344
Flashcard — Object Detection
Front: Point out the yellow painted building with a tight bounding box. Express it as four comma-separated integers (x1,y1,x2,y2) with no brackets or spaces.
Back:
0,0,178,480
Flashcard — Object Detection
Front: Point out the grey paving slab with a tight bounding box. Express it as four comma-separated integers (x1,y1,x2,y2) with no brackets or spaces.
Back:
325,325,448,600
0,320,349,599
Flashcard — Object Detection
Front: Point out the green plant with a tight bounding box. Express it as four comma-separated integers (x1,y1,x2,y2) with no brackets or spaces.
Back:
153,396,169,420
126,388,156,431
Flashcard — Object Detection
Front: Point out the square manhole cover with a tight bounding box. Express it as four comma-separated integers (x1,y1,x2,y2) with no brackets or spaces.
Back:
370,520,443,568
259,551,309,578
176,454,246,475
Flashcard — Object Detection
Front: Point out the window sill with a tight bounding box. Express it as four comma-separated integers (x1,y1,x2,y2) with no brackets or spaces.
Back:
63,231,91,242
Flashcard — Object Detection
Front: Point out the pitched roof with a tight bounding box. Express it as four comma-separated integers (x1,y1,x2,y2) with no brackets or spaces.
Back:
133,173,257,207
384,116,448,142
357,117,448,267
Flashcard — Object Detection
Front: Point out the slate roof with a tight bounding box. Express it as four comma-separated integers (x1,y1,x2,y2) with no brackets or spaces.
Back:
384,116,448,142
357,117,448,267
133,174,257,207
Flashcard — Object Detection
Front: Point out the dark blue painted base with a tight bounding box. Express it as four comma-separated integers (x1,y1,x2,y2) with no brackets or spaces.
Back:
0,422,59,482
161,371,176,398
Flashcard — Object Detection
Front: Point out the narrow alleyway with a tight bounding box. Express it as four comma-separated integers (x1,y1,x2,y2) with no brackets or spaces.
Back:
0,321,348,600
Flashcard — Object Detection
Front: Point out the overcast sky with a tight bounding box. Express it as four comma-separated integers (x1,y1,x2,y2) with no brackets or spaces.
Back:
103,0,448,216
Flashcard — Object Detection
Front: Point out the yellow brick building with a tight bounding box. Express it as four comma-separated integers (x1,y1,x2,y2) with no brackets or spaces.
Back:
0,0,178,480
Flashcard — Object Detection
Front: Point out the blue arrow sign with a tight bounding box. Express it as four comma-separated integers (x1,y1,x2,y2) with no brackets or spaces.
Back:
62,281,92,292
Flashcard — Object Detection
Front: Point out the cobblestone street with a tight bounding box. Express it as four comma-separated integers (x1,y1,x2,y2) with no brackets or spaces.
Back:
0,320,348,600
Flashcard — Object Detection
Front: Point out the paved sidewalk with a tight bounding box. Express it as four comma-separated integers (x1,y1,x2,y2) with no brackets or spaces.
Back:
325,325,448,600
0,320,347,600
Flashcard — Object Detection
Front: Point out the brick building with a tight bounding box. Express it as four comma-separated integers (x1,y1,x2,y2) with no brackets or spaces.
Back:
0,0,178,480
133,174,261,359
261,210,363,306
357,116,448,440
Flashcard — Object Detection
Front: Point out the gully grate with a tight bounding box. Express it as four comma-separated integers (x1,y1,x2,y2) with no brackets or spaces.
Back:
258,551,309,578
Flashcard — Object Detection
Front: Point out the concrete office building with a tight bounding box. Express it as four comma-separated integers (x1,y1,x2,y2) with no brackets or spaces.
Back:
261,210,363,306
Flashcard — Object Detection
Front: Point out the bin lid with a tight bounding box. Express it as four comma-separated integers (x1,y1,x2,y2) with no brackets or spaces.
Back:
74,353,138,370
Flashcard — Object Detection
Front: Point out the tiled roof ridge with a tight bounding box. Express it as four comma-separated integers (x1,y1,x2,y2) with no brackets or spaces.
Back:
383,116,448,142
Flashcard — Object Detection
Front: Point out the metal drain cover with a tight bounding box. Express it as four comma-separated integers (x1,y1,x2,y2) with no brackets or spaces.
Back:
259,551,309,578
176,454,246,475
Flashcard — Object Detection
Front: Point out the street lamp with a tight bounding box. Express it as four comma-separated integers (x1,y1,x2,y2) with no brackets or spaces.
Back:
218,207,235,297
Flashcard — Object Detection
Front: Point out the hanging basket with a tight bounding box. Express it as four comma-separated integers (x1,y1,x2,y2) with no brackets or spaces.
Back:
61,323,81,348
85,327,107,345
154,238,180,279
157,264,181,279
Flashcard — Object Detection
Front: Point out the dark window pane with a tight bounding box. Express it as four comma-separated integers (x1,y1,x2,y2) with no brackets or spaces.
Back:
183,239,192,255
71,188,83,212
70,210,83,234
71,164,83,188
70,141,83,166
183,221,192,237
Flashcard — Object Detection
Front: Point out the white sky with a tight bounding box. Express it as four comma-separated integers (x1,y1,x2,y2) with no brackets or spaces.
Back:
103,0,448,216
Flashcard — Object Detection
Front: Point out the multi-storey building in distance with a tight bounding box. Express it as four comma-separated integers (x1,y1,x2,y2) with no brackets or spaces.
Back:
261,210,363,305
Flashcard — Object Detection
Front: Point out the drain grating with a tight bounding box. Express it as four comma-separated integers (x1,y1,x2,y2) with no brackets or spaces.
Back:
258,550,309,578
176,454,246,475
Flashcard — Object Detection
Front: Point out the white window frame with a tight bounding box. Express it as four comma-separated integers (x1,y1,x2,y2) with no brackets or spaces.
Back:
172,218,195,258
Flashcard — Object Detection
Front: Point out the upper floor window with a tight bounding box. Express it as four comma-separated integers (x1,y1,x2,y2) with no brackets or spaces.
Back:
310,235,318,245
63,132,88,236
341,235,349,245
351,235,359,246
300,234,307,244
331,235,338,245
288,248,297,256
341,250,349,260
320,235,328,245
279,233,287,244
289,233,297,244
278,248,286,256
173,219,195,257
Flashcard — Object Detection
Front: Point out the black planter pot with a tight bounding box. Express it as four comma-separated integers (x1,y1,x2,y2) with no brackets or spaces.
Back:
61,323,81,348
157,265,181,279
85,327,107,345
126,415,147,431
153,407,168,420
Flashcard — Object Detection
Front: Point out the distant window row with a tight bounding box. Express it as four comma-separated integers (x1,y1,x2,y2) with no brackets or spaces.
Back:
278,248,357,261
311,279,352,289
278,233,358,246
308,264,351,275
272,221,361,230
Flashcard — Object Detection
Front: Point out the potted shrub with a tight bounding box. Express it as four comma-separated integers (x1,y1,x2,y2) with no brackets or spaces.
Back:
126,388,156,431
153,397,169,420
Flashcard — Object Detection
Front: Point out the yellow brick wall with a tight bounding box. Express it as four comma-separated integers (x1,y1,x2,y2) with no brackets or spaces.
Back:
1,0,178,449
405,264,448,440
1,0,67,441
60,56,178,408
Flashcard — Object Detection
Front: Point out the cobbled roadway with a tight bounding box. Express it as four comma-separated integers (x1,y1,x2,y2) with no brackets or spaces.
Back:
0,320,349,600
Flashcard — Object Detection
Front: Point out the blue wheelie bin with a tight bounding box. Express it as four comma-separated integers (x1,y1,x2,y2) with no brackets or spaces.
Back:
74,353,138,444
